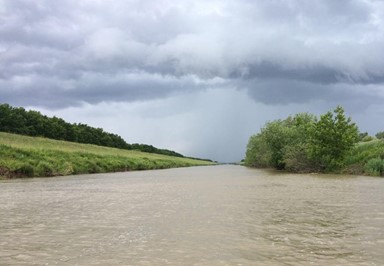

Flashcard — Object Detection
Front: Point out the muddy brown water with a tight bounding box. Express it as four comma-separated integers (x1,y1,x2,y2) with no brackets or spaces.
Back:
1,165,383,265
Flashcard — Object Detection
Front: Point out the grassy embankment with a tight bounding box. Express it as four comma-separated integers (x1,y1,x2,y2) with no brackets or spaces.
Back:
0,132,215,179
343,139,384,176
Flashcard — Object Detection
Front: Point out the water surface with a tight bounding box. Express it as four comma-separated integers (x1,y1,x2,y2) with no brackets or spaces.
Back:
1,165,383,265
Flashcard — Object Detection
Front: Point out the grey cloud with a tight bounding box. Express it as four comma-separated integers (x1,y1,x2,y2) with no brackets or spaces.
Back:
243,79,384,111
234,62,341,84
0,0,82,49
1,0,384,109
0,72,208,108
2,0,384,161
236,60,384,85
247,0,372,31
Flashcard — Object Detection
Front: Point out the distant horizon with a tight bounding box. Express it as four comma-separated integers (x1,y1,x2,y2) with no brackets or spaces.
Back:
1,102,377,164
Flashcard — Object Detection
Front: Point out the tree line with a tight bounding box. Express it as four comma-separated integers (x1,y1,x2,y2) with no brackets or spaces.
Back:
245,106,363,173
0,103,184,157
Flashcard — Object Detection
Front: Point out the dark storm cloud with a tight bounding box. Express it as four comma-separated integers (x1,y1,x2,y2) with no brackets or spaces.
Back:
1,0,384,108
234,62,341,84
0,72,208,108
243,79,384,108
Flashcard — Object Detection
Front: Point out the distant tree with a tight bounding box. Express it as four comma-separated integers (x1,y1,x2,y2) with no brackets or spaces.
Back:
358,132,374,142
0,104,28,134
0,103,185,158
376,131,384,139
0,104,13,132
362,135,374,142
358,132,368,141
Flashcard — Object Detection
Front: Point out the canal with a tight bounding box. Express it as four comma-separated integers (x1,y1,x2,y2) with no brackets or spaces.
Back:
1,165,383,265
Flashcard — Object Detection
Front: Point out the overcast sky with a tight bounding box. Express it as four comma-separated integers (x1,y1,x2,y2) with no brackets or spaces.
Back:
1,0,384,162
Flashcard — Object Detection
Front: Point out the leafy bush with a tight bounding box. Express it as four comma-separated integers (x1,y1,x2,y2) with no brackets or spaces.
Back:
343,139,384,175
283,143,316,173
245,106,359,173
362,135,374,142
376,131,384,139
364,158,384,177
245,134,271,168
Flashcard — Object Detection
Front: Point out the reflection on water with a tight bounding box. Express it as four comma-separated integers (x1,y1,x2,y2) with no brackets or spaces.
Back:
1,165,383,265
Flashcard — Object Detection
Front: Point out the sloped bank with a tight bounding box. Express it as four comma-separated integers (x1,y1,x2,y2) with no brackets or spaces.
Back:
0,132,215,179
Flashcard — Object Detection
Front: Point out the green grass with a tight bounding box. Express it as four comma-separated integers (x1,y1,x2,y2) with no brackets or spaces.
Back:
0,132,215,179
343,139,384,176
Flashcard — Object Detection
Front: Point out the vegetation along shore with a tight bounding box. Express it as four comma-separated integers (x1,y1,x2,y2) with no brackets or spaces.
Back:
0,103,215,179
0,132,215,179
245,106,384,177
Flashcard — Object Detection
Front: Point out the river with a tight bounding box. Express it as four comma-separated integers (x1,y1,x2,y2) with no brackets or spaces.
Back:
0,165,383,265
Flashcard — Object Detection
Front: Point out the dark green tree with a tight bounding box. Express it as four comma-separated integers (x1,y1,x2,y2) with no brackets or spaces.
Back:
282,113,317,172
358,132,368,141
310,106,359,171
245,133,271,168
376,131,384,139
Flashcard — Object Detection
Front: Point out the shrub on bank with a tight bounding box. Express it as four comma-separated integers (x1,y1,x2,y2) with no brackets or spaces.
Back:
245,106,359,173
364,158,384,177
342,139,384,176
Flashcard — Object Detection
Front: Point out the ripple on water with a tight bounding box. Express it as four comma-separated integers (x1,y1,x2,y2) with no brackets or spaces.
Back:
0,166,384,265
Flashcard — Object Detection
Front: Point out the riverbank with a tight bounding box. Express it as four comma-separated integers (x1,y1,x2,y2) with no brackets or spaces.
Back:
0,132,215,179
